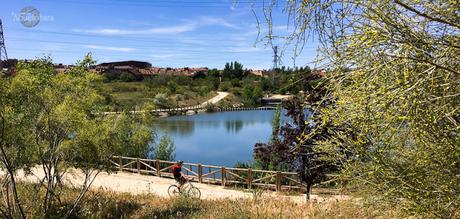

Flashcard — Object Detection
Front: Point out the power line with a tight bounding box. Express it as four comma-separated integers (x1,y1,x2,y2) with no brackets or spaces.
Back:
8,48,271,61
32,0,272,8
9,28,256,44
7,37,272,54
6,32,263,49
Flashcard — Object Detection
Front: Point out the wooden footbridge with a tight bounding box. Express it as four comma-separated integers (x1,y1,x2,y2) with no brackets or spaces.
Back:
110,156,339,192
102,105,277,116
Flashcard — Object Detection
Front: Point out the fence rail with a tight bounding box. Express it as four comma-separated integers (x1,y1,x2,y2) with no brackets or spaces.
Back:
111,156,340,192
102,105,276,116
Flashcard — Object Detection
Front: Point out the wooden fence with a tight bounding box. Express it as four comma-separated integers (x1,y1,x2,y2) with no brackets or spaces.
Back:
110,156,323,192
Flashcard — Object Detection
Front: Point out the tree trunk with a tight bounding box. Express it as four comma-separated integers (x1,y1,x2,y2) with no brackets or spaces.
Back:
305,183,312,201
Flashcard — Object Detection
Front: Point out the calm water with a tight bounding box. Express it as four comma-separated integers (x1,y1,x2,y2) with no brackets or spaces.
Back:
152,110,277,167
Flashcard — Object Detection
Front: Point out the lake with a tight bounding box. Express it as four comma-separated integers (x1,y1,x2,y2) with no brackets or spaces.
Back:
152,110,277,167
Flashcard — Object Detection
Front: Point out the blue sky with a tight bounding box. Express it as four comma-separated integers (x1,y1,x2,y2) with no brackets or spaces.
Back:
2,0,319,69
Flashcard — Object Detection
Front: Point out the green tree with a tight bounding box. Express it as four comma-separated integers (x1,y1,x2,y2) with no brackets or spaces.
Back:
254,95,336,200
242,85,263,106
222,61,244,79
154,135,175,161
0,55,154,217
208,68,221,78
258,1,459,216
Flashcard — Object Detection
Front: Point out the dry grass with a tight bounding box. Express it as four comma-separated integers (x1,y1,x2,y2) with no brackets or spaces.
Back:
88,191,397,219
12,182,399,218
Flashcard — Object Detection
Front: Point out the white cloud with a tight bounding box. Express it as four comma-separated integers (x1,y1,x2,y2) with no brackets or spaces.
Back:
228,46,267,53
83,45,135,52
198,16,240,29
76,24,196,35
74,16,238,35
151,54,174,59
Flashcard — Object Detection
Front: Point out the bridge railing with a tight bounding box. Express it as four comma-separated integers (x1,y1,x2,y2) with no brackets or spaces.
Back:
110,156,339,192
102,105,276,115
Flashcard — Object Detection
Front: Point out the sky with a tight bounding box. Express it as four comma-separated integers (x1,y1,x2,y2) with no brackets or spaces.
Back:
1,0,320,69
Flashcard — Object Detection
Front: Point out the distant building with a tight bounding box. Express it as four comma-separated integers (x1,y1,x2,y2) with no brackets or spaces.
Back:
54,63,74,73
95,60,209,79
249,69,268,77
98,61,152,69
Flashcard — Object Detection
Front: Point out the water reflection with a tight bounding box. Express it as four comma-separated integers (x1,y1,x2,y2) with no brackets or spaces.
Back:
154,119,196,137
224,120,244,133
152,110,276,167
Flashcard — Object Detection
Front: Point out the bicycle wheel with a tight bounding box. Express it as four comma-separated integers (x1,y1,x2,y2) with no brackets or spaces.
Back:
187,186,201,199
168,185,180,198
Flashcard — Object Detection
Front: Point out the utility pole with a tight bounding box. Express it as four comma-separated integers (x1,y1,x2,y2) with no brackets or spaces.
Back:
0,19,8,71
272,45,279,84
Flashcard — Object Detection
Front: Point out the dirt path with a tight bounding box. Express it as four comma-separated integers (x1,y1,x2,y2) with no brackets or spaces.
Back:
199,91,229,106
14,168,347,203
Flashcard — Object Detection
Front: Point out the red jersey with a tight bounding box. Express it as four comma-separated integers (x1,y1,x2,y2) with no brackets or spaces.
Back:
172,164,182,177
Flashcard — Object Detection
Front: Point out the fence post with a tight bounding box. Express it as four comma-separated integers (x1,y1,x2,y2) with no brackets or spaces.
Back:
198,164,203,183
276,171,281,192
248,168,253,189
118,156,123,172
221,167,226,187
156,160,161,177
137,158,141,174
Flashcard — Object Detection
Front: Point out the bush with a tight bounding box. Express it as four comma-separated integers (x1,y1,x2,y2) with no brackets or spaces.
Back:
153,93,171,109
219,81,231,91
242,85,263,106
204,103,216,112
154,135,175,161
230,78,240,87
167,81,178,93
120,72,136,82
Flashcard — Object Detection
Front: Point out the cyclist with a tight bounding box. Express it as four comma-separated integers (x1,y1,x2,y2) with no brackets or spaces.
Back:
171,160,187,191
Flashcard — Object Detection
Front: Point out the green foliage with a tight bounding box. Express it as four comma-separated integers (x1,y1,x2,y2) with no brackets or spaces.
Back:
119,72,136,82
261,0,460,217
204,103,216,112
207,68,220,78
218,81,231,91
242,85,263,106
223,61,245,79
167,81,178,93
230,78,240,87
260,78,273,92
153,93,172,109
0,55,154,217
270,105,281,143
254,96,336,199
154,135,175,161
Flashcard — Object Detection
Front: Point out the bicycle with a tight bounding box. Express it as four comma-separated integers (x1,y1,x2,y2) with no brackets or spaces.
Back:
168,179,201,199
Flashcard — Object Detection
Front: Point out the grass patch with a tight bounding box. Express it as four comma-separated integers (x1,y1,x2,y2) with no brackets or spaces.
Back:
10,182,399,218
99,81,223,111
